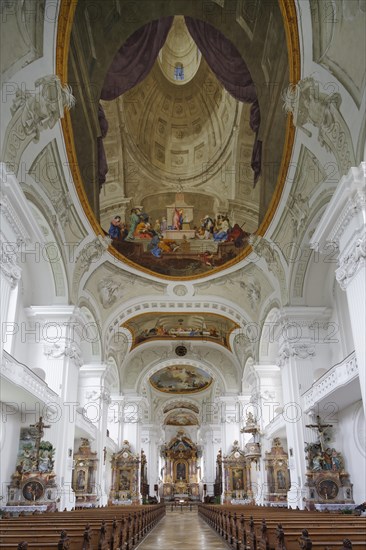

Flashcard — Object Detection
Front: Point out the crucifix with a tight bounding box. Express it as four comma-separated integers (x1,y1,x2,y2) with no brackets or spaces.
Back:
30,416,51,470
305,415,332,451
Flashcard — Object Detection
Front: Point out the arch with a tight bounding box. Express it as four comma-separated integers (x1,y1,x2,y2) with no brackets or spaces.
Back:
79,304,102,363
21,199,69,304
105,356,120,394
157,397,201,419
258,303,281,364
287,188,338,307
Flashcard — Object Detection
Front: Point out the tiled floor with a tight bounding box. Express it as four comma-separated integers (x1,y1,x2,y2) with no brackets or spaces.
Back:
136,509,230,549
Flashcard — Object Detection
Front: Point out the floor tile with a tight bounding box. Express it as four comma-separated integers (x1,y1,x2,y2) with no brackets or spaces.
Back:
136,509,230,549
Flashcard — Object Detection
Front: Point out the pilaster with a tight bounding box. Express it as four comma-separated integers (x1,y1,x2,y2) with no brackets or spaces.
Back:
78,363,112,506
311,162,366,413
25,306,84,510
276,307,331,508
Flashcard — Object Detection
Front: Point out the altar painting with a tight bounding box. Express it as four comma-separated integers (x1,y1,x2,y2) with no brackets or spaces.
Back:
149,365,212,394
232,468,244,491
175,461,187,480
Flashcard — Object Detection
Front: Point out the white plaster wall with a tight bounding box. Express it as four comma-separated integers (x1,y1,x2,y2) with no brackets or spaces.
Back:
0,404,22,501
333,282,355,359
337,400,365,504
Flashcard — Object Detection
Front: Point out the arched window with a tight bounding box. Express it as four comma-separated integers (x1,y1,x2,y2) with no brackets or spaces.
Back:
174,63,184,81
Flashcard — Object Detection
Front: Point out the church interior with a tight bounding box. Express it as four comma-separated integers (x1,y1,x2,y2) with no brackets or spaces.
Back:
0,0,365,548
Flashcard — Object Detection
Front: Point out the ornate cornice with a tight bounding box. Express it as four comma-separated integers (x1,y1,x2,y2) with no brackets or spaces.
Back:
336,233,366,290
328,188,366,246
310,163,366,250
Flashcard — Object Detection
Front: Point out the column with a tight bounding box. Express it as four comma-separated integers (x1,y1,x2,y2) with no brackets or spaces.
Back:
0,255,21,359
276,307,331,509
249,365,283,504
78,363,111,506
219,396,241,454
199,423,221,498
310,163,366,413
141,425,160,497
25,306,84,510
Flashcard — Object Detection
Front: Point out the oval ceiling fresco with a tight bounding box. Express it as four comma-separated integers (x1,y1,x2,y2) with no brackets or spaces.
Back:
62,1,299,279
149,365,212,394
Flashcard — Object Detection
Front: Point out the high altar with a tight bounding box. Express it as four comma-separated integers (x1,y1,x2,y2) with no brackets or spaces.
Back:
160,430,201,500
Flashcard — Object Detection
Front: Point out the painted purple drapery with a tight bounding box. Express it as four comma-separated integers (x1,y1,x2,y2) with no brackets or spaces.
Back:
184,17,262,184
97,104,108,186
101,17,174,100
98,16,261,186
97,17,173,185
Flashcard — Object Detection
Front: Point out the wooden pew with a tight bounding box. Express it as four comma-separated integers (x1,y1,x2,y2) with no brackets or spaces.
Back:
0,503,165,549
198,503,366,550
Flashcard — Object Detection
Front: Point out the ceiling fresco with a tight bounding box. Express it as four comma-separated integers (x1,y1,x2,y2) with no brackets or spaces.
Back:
163,401,199,414
164,410,199,426
64,1,298,280
97,14,287,278
149,365,213,394
122,312,239,350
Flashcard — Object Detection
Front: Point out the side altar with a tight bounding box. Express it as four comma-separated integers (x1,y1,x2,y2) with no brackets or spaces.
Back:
72,438,98,506
109,440,141,504
160,430,201,501
223,441,248,503
304,416,353,508
264,438,290,504
7,417,58,508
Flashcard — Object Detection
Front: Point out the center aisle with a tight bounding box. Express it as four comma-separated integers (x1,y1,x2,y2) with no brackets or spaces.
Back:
136,508,230,549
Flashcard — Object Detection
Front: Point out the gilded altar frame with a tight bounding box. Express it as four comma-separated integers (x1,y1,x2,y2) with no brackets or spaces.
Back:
109,441,141,504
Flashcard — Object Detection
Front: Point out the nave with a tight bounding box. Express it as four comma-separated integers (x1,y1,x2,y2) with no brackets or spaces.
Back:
135,509,228,550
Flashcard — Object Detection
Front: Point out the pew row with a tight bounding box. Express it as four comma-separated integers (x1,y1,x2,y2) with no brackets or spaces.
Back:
198,504,366,550
0,503,165,549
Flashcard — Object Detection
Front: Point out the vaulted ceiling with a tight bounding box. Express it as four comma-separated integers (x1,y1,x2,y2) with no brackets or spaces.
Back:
58,0,299,409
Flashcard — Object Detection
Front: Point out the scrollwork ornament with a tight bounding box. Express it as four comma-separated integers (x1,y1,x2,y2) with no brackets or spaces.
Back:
3,75,76,169
0,250,21,288
336,234,366,290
